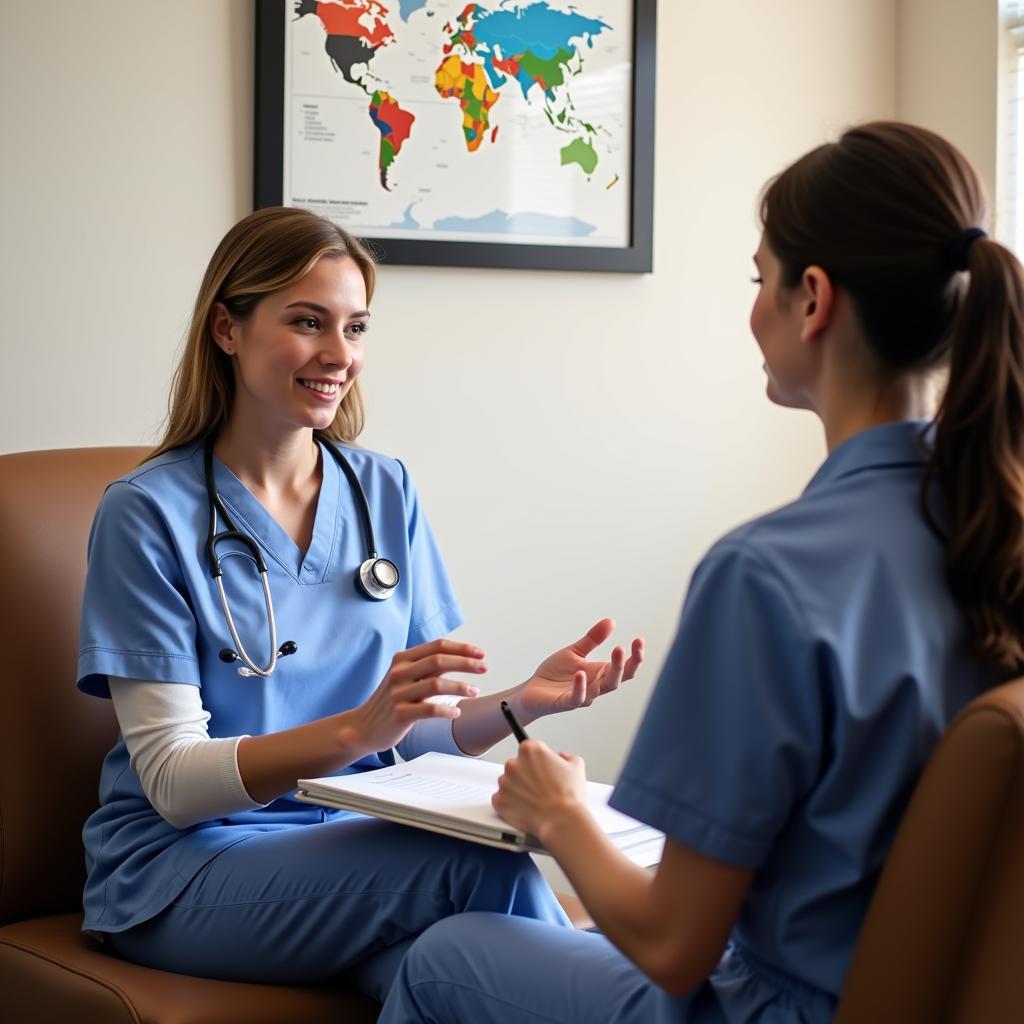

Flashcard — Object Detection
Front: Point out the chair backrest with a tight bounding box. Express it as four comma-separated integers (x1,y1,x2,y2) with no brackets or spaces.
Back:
0,447,148,926
836,676,1024,1023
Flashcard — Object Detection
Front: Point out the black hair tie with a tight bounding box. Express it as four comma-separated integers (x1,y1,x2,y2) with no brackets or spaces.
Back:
944,227,987,273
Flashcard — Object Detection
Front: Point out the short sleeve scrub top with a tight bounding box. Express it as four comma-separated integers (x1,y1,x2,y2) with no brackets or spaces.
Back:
76,440,462,934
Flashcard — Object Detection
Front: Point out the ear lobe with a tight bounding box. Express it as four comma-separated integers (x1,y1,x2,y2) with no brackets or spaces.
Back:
209,302,238,355
800,267,833,343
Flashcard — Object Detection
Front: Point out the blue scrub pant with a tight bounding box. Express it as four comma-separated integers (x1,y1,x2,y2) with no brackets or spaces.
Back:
108,816,570,1003
377,914,838,1024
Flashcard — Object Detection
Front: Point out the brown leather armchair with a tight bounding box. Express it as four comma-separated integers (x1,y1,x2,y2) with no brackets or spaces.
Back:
0,448,380,1023
835,674,1024,1022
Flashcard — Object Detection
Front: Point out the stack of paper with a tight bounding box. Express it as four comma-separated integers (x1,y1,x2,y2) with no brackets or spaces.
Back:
298,752,664,866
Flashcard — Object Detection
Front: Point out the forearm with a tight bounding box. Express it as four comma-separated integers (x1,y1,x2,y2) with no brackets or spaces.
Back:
450,683,530,756
236,710,372,804
542,806,748,996
539,804,676,984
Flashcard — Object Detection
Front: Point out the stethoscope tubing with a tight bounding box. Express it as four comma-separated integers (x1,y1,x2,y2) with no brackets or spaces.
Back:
214,568,278,678
203,434,397,678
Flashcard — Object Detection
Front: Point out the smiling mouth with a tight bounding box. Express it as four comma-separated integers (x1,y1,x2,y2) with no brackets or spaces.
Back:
299,379,342,395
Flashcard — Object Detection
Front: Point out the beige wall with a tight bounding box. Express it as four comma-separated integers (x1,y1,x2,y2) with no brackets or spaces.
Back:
1,1,897,784
896,0,999,210
0,2,255,451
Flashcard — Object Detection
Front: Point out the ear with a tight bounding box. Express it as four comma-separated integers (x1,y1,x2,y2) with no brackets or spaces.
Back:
798,266,835,344
209,302,239,356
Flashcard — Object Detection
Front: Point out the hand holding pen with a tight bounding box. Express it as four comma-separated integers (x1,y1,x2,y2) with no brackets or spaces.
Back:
494,701,589,840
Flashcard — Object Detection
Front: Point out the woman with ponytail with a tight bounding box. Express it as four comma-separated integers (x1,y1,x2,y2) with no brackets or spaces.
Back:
377,122,1019,1023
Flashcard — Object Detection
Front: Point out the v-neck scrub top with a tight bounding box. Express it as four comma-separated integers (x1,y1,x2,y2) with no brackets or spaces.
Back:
77,440,463,933
609,420,991,1001
376,421,995,1024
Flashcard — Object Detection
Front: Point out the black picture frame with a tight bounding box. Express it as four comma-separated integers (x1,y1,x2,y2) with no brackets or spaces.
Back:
254,0,656,273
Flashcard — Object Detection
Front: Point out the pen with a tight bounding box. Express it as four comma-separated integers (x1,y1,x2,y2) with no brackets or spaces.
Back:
500,700,529,743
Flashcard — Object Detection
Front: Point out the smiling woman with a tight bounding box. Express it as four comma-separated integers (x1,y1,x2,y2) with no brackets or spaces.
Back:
149,208,376,461
73,206,643,1000
209,257,369,437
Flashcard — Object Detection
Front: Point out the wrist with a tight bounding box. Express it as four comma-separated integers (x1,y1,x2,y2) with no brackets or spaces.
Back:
332,708,371,767
537,797,591,855
508,683,539,726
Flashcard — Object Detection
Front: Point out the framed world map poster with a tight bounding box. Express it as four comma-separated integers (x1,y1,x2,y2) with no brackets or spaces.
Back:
254,0,656,272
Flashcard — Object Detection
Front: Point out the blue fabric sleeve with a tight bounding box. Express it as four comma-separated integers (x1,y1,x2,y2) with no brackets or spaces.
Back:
77,481,200,697
397,460,463,646
609,540,825,869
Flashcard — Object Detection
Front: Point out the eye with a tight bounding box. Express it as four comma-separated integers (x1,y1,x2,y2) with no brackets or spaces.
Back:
346,321,370,337
750,276,763,285
293,316,320,330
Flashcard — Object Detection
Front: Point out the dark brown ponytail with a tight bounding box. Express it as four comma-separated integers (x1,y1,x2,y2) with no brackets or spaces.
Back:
761,121,1024,676
930,236,1024,672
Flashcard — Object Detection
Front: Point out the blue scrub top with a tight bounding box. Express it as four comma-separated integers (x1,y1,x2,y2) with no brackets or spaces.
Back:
610,420,991,1000
77,440,463,932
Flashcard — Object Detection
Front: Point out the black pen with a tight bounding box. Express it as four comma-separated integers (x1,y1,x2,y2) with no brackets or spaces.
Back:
500,700,529,743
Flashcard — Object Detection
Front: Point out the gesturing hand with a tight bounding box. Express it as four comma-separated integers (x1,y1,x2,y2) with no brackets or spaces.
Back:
346,638,486,754
516,619,644,722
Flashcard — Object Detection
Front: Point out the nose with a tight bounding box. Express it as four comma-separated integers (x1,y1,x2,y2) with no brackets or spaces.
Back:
320,328,354,370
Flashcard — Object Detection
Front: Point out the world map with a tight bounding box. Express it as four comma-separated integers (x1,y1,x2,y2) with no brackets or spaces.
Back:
285,0,631,246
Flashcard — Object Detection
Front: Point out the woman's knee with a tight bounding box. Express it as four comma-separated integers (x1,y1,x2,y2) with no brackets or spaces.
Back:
401,912,502,978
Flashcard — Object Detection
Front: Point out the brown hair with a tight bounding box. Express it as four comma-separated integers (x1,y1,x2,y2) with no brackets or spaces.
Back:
149,207,377,462
761,121,1024,675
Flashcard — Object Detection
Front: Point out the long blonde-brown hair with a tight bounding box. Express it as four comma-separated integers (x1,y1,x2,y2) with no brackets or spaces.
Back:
148,207,376,462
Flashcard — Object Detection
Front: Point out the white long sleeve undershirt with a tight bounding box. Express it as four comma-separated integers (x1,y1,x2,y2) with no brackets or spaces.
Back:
108,678,464,830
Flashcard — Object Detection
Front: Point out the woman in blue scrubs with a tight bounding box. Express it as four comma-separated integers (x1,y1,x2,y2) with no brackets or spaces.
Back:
378,122,1024,1022
76,207,643,1000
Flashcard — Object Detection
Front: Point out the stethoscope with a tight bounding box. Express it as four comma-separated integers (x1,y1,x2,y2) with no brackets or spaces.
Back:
204,435,400,678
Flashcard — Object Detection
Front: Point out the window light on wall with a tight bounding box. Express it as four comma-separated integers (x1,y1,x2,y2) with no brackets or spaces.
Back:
1000,1,1024,252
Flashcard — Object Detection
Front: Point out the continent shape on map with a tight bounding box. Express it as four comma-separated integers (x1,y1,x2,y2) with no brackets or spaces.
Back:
434,1,610,177
435,54,500,152
369,90,416,186
296,0,415,190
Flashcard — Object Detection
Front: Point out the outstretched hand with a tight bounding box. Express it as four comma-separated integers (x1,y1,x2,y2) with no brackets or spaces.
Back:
515,619,643,722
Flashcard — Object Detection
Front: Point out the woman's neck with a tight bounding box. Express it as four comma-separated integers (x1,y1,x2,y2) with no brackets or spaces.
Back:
214,414,319,496
816,355,940,453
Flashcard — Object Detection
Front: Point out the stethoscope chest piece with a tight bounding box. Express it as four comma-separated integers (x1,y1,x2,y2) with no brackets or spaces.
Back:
358,557,400,600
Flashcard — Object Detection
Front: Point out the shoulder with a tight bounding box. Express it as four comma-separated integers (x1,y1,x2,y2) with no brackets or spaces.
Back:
119,443,204,494
702,465,938,638
702,490,826,579
93,444,204,534
687,528,811,639
330,441,403,475
686,489,854,639
328,442,419,498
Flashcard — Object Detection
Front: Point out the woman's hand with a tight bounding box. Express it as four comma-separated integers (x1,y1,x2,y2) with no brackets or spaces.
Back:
492,739,589,841
514,619,644,722
343,638,486,755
